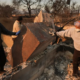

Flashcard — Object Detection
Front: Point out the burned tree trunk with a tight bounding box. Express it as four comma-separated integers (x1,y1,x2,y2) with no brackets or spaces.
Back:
28,6,31,17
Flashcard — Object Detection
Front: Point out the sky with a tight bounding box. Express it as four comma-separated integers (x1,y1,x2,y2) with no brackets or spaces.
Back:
0,0,80,5
71,0,80,5
0,0,80,8
0,0,12,5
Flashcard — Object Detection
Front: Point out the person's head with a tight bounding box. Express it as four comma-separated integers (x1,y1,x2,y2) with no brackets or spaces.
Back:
74,21,80,29
17,16,23,24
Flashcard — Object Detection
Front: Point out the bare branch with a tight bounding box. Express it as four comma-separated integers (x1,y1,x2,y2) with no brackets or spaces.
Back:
12,0,44,17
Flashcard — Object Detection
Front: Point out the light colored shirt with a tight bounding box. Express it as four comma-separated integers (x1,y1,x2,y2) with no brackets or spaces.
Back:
12,20,22,38
56,27,80,51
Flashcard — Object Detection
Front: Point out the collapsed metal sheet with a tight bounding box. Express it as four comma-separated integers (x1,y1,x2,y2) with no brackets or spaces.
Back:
7,23,56,67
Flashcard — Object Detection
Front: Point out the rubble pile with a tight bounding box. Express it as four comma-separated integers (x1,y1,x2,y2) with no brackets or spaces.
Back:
1,10,78,80
2,43,80,80
34,50,80,80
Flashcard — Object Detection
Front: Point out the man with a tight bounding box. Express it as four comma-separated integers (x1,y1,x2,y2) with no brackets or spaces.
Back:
12,16,23,39
0,23,20,73
55,21,80,77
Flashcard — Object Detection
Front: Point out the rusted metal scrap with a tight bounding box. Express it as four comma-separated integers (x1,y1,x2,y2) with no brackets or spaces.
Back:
7,23,56,67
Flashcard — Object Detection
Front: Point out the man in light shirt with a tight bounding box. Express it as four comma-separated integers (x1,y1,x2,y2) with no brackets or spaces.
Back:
55,21,80,77
12,16,23,40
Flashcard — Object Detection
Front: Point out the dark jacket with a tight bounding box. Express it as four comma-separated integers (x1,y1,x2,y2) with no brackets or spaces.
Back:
0,23,16,46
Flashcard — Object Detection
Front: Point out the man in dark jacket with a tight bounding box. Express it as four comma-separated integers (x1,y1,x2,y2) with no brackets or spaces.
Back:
0,23,20,73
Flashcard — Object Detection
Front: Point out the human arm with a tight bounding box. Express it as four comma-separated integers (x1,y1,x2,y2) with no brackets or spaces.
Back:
0,23,16,35
56,29,72,38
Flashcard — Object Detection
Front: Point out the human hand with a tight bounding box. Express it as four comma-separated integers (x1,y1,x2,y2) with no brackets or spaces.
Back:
49,31,56,36
16,31,20,35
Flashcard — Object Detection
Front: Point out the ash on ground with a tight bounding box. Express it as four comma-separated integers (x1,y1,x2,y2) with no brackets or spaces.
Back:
3,44,80,80
35,51,80,80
